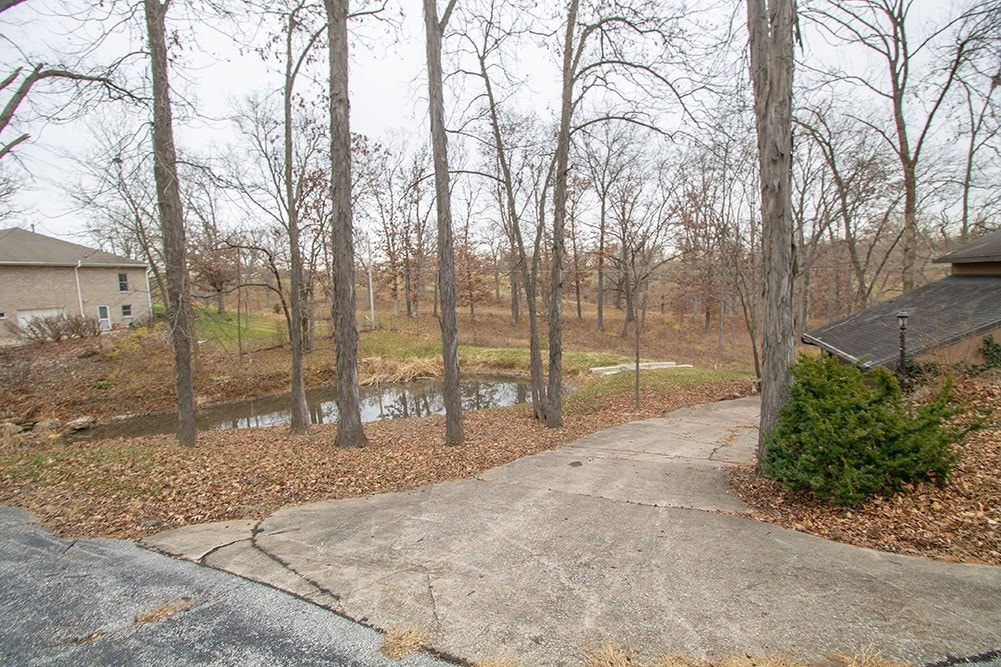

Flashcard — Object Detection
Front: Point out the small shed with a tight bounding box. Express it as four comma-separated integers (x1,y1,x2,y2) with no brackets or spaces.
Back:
802,229,1001,370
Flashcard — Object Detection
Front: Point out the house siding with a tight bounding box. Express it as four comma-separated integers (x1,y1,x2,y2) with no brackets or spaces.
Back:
952,263,1001,276
918,327,1001,368
0,265,150,331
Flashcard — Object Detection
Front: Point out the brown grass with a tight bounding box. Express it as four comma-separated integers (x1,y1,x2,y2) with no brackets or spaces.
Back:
380,627,428,659
580,645,909,667
133,596,193,625
358,356,441,385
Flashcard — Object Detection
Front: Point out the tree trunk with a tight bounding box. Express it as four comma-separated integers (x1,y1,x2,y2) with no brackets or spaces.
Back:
286,10,309,435
597,198,606,332
509,266,520,325
545,0,579,429
423,0,463,445
325,0,366,447
143,0,195,447
747,0,796,464
900,158,918,291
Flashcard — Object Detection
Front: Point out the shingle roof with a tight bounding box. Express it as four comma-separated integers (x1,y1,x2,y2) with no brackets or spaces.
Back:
801,275,1001,370
933,228,1001,264
0,227,146,268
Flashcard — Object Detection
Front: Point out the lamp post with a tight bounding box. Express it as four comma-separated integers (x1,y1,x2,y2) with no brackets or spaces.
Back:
896,310,910,383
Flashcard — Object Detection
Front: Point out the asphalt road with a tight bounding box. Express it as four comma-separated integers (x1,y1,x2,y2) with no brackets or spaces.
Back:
0,507,455,667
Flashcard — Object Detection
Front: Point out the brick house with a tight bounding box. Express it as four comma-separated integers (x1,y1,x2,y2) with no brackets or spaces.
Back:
0,227,151,334
802,229,1001,370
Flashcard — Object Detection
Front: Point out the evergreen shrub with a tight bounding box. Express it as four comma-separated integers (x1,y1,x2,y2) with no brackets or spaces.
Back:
762,355,966,506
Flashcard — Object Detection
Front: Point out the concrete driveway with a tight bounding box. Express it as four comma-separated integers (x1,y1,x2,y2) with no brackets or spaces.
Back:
143,397,1001,666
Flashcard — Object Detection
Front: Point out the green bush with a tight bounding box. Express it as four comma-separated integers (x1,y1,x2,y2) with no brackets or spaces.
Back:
762,355,966,506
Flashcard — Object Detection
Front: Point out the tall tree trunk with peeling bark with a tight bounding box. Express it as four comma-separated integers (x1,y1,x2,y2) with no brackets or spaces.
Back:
144,0,195,447
747,0,796,464
325,0,366,447
423,0,464,445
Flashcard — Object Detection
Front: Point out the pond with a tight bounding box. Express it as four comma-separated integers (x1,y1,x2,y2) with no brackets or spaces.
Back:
87,375,531,440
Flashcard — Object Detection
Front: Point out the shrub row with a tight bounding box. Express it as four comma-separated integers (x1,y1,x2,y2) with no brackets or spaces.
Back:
5,314,102,343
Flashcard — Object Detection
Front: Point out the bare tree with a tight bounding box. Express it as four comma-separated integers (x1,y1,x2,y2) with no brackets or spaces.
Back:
324,0,366,447
185,168,237,315
280,1,327,434
144,0,195,446
954,65,1001,241
747,0,797,460
423,0,463,445
796,106,903,311
68,124,169,306
455,1,552,419
808,0,999,290
0,63,135,162
579,123,641,332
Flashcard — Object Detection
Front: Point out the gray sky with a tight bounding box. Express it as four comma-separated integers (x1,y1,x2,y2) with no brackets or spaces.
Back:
2,0,432,240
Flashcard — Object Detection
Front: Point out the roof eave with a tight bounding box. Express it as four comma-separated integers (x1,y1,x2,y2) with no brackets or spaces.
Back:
0,260,148,268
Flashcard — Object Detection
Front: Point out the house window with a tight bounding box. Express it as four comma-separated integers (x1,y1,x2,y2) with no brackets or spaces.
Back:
122,304,132,318
118,273,129,292
0,312,5,320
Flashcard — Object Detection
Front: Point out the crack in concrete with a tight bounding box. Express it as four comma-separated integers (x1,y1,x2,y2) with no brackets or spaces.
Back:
425,571,442,632
543,485,752,516
58,539,77,557
248,519,342,605
195,536,255,565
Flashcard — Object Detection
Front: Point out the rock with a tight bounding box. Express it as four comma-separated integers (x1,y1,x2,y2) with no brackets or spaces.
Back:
140,518,163,530
33,418,62,432
65,416,96,432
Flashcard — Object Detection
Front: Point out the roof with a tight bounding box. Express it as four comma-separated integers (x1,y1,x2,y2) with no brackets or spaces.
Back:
933,228,1001,264
0,227,146,268
801,275,1001,370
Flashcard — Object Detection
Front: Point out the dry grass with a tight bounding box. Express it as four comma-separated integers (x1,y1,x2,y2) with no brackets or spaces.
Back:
133,596,193,625
580,645,909,667
830,649,909,667
585,643,649,666
379,627,428,659
358,356,441,385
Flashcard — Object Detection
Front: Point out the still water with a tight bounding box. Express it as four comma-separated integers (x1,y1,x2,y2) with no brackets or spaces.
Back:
88,375,530,440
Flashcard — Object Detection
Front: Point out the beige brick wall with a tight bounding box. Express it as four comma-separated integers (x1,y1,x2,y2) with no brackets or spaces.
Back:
0,264,151,331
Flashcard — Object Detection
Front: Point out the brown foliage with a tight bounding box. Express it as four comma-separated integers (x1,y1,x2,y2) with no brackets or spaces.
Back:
0,379,750,541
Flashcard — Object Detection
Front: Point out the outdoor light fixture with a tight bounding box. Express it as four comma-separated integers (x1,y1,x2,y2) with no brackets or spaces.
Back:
896,310,911,381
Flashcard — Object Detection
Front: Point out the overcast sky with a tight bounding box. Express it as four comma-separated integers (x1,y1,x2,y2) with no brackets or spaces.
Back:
2,1,980,244
1,0,440,240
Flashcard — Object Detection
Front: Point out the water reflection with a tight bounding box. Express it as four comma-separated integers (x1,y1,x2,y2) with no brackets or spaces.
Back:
89,375,529,440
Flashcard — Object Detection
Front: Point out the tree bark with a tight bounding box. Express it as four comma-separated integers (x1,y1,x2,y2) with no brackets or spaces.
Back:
423,0,463,444
596,198,606,332
144,0,195,447
286,9,310,435
325,0,366,447
545,0,580,429
747,0,797,464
